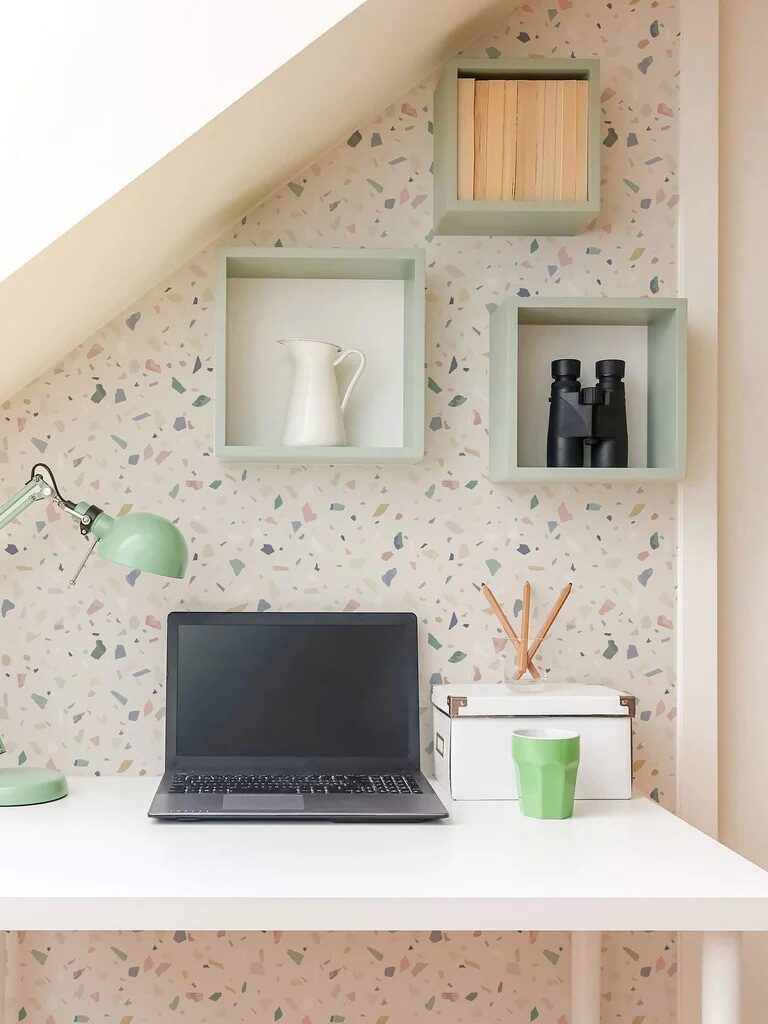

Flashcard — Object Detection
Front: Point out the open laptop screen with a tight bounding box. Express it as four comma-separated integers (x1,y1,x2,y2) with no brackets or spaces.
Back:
166,612,419,770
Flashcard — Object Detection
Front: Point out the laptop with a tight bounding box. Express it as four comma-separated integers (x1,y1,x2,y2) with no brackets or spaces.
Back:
149,611,449,822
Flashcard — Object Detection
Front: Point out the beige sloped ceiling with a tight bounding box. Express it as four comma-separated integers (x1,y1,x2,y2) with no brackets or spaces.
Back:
0,0,510,404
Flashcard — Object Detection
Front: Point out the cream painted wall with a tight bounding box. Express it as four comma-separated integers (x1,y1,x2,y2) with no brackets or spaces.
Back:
719,0,768,1016
0,0,509,410
0,0,365,280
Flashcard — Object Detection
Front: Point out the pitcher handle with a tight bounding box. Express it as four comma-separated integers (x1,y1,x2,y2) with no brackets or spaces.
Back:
334,349,367,412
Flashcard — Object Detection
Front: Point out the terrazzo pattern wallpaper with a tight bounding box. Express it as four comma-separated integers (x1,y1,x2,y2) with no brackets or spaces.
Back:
11,929,676,1024
0,0,680,1020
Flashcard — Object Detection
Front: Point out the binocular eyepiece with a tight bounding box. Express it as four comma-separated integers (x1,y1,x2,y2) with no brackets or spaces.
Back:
547,358,629,469
551,358,626,381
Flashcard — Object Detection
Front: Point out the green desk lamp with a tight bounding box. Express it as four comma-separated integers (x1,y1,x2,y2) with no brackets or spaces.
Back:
0,463,188,807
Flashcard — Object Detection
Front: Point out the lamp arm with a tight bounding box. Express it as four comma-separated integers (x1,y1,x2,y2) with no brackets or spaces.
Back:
0,463,86,535
0,476,55,532
0,468,111,594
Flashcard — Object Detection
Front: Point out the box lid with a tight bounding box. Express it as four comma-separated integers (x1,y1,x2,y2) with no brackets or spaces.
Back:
431,681,636,718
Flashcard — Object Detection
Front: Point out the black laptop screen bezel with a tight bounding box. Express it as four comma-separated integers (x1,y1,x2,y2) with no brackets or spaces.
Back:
165,611,420,773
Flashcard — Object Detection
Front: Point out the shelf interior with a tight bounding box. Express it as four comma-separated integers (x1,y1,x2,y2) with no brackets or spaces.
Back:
225,276,406,450
517,323,649,469
456,67,591,83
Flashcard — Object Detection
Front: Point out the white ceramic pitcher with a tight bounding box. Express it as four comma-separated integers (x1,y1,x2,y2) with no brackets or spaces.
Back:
279,339,366,446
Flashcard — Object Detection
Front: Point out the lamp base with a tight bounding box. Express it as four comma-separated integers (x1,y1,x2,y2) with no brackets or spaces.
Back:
0,767,68,806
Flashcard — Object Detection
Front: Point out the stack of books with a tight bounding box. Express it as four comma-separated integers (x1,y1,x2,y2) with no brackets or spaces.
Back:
457,77,588,203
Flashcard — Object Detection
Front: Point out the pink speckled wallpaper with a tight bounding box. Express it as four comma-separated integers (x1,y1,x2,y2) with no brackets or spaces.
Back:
12,930,676,1023
0,1,679,1020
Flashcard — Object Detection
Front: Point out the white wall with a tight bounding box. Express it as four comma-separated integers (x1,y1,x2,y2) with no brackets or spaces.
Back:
719,0,768,1016
0,0,364,279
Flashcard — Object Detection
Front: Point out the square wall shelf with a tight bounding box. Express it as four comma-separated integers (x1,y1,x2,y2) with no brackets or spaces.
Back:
215,247,425,463
489,297,687,483
433,57,601,236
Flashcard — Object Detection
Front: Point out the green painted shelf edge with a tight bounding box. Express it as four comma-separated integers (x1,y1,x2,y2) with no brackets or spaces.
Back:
216,445,423,465
433,57,601,236
215,247,426,465
489,296,688,483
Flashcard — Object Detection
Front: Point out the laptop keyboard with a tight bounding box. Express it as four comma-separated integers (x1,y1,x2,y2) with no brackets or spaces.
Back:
170,772,423,795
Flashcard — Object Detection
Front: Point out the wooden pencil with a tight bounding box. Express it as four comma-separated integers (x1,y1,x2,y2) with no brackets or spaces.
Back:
481,583,540,679
519,581,531,675
513,582,572,679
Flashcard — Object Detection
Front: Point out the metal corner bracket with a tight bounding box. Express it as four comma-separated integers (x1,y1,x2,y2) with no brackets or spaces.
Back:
619,694,637,717
447,695,468,718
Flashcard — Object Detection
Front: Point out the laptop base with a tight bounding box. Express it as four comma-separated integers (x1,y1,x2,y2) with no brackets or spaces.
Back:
149,770,448,822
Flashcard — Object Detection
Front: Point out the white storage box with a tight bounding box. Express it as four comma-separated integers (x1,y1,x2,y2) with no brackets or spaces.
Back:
432,681,635,800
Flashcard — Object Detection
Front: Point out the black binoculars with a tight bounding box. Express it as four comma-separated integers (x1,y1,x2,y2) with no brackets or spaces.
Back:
546,358,628,469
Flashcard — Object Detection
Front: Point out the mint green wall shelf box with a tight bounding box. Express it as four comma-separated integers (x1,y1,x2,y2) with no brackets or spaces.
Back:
489,297,687,483
216,248,425,463
433,58,601,236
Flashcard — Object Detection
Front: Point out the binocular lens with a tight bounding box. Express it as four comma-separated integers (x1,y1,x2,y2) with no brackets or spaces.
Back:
595,358,625,378
551,358,580,378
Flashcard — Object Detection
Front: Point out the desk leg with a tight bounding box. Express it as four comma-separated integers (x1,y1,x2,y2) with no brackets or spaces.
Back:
701,932,741,1024
571,932,601,1024
0,931,6,1024
0,931,16,1024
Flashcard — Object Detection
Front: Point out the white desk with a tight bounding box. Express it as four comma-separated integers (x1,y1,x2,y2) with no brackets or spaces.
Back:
1,777,767,1023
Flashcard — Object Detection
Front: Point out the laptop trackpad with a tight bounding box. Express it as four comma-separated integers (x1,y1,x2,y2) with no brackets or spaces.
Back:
222,794,305,812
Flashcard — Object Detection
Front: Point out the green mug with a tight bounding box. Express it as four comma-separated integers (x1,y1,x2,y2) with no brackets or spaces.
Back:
512,728,580,819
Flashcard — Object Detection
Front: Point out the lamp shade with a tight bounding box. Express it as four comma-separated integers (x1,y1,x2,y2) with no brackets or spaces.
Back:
91,511,188,578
